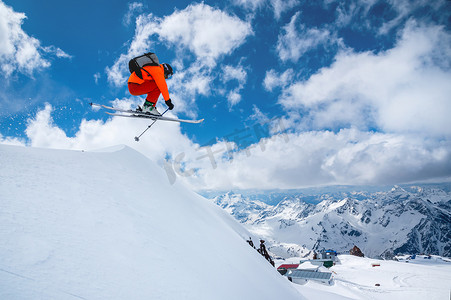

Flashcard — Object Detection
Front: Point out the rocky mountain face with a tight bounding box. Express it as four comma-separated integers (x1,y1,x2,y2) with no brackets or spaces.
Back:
211,185,451,259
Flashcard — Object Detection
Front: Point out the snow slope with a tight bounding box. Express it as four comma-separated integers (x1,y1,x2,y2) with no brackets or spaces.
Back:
293,254,451,300
0,144,303,300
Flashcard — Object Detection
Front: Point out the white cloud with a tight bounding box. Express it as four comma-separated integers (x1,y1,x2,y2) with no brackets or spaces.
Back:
42,45,72,59
279,21,451,137
0,1,70,77
3,1,449,192
104,4,254,118
0,1,48,77
276,12,336,63
378,0,447,35
270,0,300,20
221,65,247,107
2,100,450,191
93,72,101,84
105,11,162,87
177,128,451,190
153,3,253,67
222,65,247,84
233,0,300,20
226,91,242,108
164,61,214,117
123,2,144,26
21,101,198,163
106,3,253,117
232,0,266,12
333,0,378,29
263,68,294,91
106,3,253,87
0,133,25,146
248,105,270,123
330,0,448,34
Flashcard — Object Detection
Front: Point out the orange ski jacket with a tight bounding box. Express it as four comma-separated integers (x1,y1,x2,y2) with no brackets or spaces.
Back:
128,64,170,101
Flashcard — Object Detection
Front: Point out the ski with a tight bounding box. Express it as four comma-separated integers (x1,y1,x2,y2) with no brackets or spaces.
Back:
90,103,204,124
91,103,140,114
104,112,204,124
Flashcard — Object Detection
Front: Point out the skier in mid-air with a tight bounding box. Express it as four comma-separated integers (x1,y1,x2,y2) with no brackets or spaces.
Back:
90,52,201,142
127,53,174,116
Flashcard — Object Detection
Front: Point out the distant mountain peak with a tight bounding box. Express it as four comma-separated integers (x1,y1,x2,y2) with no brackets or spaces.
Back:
210,184,451,259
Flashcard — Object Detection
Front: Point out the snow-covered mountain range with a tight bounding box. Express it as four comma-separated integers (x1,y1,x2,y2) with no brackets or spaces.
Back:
1,143,450,300
210,185,451,259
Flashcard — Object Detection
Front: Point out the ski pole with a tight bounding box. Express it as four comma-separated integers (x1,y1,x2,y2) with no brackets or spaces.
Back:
134,108,169,142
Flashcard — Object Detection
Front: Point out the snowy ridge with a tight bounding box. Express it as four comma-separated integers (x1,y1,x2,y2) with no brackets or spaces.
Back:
212,186,451,259
0,144,302,300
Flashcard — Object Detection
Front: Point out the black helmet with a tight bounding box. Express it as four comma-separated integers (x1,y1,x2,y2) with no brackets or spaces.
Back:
162,63,173,78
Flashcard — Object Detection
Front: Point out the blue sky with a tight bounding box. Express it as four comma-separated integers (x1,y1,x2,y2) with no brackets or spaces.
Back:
1,0,451,190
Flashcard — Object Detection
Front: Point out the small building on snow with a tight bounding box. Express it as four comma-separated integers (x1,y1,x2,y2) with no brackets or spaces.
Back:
277,264,300,275
286,261,334,286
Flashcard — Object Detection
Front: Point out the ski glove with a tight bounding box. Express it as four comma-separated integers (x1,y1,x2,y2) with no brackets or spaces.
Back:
165,99,174,110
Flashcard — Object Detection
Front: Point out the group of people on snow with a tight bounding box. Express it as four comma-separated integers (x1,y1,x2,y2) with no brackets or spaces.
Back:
247,237,275,267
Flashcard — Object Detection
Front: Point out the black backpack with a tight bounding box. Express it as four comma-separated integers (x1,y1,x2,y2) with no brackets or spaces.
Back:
128,52,159,79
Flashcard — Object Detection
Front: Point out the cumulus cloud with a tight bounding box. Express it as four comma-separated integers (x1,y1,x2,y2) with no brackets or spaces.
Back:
174,128,451,190
263,68,294,92
2,99,450,191
155,4,252,67
222,65,247,83
276,12,337,63
106,3,252,87
22,101,198,163
0,1,70,77
104,14,154,87
0,1,48,77
3,1,449,192
163,61,215,117
279,21,451,137
221,65,248,107
0,133,25,146
105,3,253,118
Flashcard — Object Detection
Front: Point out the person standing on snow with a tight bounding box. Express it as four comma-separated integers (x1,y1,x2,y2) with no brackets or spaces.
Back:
259,240,269,258
259,239,274,266
127,54,174,116
247,237,255,248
